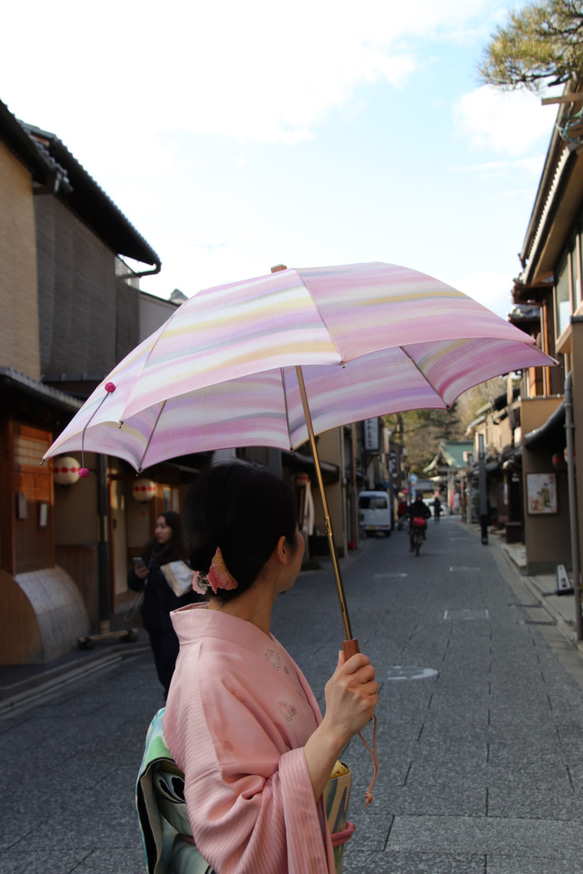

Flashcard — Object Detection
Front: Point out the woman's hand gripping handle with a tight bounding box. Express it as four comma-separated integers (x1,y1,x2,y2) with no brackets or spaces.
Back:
304,645,379,802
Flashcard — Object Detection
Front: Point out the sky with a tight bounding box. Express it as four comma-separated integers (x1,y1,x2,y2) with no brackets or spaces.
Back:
3,0,561,318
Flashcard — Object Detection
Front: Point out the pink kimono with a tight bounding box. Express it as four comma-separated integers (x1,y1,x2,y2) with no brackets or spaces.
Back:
163,603,336,874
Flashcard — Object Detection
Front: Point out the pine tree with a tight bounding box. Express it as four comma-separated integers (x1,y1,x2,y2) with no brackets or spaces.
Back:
479,0,583,91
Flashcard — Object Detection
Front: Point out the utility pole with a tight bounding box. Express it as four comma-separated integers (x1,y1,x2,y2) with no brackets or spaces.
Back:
478,434,488,545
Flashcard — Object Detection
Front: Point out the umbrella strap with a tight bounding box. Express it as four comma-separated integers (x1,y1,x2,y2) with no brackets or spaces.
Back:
358,714,378,807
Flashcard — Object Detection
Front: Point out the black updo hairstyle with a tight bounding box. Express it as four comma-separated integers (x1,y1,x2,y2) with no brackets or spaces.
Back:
185,461,298,601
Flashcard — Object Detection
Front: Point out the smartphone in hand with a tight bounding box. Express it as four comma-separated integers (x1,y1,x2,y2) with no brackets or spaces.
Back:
132,557,146,570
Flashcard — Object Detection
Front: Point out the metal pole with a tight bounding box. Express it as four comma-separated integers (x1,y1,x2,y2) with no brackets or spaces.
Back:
478,434,488,545
97,454,111,633
351,423,358,547
339,428,348,557
565,372,583,640
296,366,355,644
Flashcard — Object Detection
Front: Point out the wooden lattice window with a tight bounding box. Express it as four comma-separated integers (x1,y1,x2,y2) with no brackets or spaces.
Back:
14,435,50,468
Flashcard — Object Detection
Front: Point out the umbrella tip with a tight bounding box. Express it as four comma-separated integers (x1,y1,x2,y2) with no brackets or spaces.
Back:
271,264,287,273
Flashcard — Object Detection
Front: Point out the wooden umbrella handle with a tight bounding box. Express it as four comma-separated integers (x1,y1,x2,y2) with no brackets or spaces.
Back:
342,638,360,659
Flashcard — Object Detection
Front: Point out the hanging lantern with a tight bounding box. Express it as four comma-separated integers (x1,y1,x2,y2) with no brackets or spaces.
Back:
53,456,82,485
132,479,156,502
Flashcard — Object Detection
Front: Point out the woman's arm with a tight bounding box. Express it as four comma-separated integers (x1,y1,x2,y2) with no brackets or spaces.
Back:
304,651,378,801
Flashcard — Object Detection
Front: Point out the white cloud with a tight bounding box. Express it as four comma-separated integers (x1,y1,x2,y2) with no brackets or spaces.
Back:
4,0,500,150
453,85,556,156
2,0,544,305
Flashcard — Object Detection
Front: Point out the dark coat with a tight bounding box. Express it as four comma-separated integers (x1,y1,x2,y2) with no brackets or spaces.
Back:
128,543,201,634
406,499,431,520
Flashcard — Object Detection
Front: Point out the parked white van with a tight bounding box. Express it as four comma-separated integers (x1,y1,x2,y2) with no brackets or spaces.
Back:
358,490,392,537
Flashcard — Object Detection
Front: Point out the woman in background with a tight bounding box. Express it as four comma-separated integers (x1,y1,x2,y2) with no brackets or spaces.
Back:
128,510,200,697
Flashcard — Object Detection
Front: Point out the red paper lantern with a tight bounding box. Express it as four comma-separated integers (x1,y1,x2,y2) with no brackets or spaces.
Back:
132,479,156,502
53,456,81,485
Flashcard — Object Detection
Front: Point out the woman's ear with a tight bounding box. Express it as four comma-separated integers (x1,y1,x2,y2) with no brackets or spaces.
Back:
275,534,289,565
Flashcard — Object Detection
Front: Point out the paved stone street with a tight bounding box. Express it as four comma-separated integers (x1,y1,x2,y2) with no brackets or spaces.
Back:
2,515,583,873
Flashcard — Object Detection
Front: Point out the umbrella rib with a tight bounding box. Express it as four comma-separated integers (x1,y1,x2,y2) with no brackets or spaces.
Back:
280,368,293,448
136,400,167,472
400,347,448,406
122,307,185,413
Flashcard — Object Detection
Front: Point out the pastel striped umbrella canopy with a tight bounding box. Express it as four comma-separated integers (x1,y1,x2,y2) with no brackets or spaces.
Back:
45,262,553,471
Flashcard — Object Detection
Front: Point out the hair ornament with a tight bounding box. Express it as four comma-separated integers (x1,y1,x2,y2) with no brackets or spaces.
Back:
194,546,238,595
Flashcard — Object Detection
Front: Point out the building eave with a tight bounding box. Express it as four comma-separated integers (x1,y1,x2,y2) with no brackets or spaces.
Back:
23,123,161,270
0,98,57,184
521,83,583,285
0,367,82,412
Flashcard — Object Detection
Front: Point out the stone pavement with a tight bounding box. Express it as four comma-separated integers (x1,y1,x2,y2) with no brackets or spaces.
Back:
497,536,583,651
1,516,583,873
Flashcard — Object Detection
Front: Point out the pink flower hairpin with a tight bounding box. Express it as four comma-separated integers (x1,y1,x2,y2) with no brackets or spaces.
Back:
193,547,238,595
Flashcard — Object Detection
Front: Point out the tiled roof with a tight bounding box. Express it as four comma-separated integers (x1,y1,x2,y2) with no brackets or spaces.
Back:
0,98,160,269
439,441,474,468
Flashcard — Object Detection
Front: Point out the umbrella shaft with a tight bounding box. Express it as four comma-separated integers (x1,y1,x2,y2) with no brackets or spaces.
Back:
295,366,353,641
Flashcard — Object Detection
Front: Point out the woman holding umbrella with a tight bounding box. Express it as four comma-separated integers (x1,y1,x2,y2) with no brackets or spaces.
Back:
163,461,378,873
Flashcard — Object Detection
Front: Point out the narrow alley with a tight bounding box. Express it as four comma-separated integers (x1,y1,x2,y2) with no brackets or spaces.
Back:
2,516,583,873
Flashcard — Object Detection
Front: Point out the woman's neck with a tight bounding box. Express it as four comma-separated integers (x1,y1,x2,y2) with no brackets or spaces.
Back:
207,582,274,636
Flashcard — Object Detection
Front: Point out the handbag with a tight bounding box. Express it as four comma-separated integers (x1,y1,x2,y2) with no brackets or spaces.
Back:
323,760,355,873
124,591,144,622
160,561,194,597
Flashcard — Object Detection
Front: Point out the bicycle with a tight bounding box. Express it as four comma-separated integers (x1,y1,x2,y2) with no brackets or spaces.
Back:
410,517,427,556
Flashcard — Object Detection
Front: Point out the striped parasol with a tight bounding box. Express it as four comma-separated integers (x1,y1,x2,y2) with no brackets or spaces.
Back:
44,261,554,648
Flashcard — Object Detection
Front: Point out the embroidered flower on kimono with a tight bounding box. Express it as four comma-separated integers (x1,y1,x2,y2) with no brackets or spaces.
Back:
265,648,290,674
277,701,297,722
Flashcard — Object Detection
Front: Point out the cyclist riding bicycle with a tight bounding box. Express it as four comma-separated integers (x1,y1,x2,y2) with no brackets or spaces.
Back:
406,493,432,552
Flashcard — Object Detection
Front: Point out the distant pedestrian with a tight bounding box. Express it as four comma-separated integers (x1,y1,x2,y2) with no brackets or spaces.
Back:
433,496,442,523
397,498,408,530
128,511,201,698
